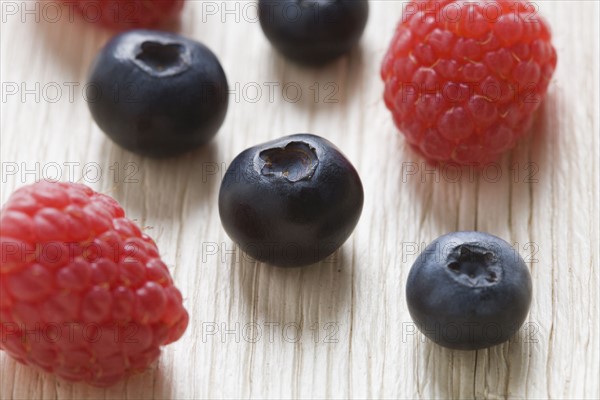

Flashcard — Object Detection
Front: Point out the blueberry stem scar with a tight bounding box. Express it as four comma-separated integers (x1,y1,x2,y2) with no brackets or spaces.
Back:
258,141,319,182
134,41,190,77
446,243,502,287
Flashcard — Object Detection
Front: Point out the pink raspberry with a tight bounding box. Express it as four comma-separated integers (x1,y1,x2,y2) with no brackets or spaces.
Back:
70,0,184,30
0,181,188,387
381,0,557,165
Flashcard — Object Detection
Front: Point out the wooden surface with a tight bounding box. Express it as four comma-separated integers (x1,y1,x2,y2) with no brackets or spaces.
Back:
1,1,599,399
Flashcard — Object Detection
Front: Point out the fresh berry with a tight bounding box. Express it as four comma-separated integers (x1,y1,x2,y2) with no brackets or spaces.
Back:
258,0,369,65
381,0,557,164
0,181,188,386
71,0,184,30
219,134,364,267
406,231,532,350
87,29,229,158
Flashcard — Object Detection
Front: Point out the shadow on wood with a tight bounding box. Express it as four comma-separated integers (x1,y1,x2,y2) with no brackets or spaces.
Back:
412,321,532,398
236,245,351,329
266,42,366,112
99,139,222,224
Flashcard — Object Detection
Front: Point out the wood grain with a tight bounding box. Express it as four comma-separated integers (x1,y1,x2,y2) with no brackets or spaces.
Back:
1,1,598,399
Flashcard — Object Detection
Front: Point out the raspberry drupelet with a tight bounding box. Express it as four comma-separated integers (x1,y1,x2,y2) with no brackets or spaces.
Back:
0,181,188,386
381,0,557,165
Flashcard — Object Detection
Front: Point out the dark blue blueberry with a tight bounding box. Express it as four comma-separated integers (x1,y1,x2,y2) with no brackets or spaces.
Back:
87,30,228,157
218,134,364,267
258,0,369,65
406,231,532,350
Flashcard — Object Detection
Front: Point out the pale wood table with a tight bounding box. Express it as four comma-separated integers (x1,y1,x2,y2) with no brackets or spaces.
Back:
1,1,598,399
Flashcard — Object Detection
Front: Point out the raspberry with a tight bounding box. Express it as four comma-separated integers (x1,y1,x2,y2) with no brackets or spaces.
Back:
381,0,557,165
0,181,188,387
71,0,184,30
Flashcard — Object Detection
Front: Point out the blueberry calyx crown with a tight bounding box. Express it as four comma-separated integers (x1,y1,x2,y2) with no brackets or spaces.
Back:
258,141,319,182
446,244,502,287
133,40,191,77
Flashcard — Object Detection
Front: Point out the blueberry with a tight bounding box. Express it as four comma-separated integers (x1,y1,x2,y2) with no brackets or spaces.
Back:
258,0,369,65
218,134,364,267
406,231,532,350
87,30,228,157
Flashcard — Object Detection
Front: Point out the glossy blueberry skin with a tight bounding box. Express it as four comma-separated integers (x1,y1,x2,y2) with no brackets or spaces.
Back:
258,0,369,65
406,231,532,350
88,30,228,158
218,134,364,267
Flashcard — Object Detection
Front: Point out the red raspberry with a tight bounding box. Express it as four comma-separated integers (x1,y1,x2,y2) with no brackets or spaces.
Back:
71,0,184,30
0,181,188,387
381,0,557,165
